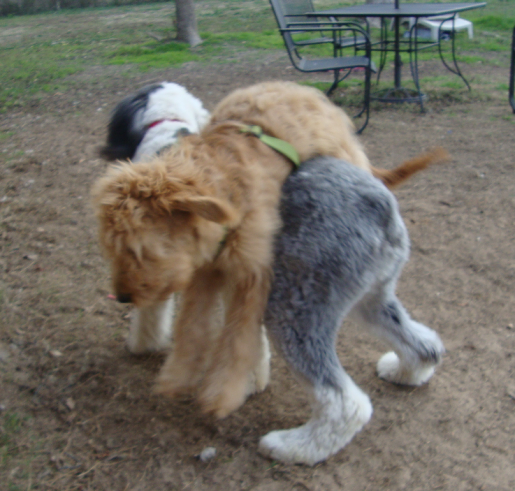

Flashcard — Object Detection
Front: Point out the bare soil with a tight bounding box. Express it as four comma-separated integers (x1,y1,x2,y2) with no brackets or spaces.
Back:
1,45,515,491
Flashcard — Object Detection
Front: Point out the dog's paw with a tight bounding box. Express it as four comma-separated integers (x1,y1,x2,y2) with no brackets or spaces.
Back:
126,335,147,355
153,362,200,398
259,430,303,464
377,351,436,386
259,386,372,466
258,424,353,466
126,334,170,355
153,377,190,399
258,428,332,466
199,377,248,419
200,358,269,417
200,390,245,419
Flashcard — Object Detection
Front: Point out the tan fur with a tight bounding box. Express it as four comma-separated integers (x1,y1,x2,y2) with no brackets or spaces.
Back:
93,123,289,417
209,81,371,172
372,147,449,188
92,81,447,418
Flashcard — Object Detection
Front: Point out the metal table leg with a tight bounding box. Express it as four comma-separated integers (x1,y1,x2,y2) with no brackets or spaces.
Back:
409,23,427,110
372,15,427,108
437,15,471,90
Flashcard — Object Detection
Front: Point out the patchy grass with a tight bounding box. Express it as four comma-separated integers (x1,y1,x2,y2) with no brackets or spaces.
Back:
107,30,284,69
0,0,512,109
0,1,285,108
1,43,86,110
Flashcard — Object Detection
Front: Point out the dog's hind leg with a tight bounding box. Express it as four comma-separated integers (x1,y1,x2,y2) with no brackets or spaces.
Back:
348,170,445,386
259,306,372,466
354,286,445,386
259,375,372,466
127,298,174,354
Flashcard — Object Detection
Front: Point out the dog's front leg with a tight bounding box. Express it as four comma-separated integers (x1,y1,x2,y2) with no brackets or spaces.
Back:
127,298,175,354
154,269,222,398
199,274,269,418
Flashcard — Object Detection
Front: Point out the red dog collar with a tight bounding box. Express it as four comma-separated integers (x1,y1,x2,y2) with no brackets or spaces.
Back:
147,118,186,130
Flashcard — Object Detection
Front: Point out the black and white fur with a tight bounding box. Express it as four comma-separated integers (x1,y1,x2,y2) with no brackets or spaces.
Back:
258,156,444,465
99,82,210,355
100,82,210,162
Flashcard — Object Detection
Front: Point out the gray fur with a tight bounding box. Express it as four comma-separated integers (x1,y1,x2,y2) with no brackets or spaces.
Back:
265,155,444,390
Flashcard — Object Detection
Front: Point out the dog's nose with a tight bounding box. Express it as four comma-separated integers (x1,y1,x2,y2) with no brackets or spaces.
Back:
116,293,132,304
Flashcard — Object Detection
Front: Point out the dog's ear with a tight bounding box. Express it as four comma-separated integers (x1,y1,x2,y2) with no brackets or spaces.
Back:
172,195,237,224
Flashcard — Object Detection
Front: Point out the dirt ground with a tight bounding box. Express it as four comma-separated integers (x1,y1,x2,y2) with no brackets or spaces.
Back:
1,49,515,491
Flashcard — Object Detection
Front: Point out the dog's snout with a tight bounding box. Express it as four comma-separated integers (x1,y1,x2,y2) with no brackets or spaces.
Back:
117,293,133,304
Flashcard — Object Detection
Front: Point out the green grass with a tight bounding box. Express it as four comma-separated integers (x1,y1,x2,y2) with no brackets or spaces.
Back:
107,30,284,69
474,15,515,32
1,44,86,109
0,0,512,110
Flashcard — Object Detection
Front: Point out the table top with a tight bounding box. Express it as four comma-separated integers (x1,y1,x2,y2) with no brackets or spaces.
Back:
309,2,487,18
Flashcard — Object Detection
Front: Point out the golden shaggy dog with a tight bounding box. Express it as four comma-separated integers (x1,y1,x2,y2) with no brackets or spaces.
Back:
92,81,445,418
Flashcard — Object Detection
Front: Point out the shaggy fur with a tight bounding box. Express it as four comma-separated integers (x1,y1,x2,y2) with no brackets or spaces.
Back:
257,156,445,465
99,82,209,162
92,81,446,419
98,82,210,355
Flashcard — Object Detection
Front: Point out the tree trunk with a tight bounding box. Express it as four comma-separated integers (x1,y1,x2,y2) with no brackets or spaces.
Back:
175,0,202,47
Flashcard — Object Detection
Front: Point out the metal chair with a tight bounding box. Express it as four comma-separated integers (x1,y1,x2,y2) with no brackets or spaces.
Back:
280,0,367,53
269,0,374,133
280,0,332,47
280,0,353,49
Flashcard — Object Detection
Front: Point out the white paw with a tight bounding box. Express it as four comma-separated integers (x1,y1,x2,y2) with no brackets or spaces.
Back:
126,332,171,354
258,413,369,466
377,351,436,386
259,385,372,466
259,430,302,464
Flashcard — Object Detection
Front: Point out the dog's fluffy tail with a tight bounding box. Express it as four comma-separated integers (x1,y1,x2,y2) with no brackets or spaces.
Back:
372,147,449,188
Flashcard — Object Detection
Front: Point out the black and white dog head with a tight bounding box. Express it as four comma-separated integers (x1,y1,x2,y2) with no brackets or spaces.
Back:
100,82,210,162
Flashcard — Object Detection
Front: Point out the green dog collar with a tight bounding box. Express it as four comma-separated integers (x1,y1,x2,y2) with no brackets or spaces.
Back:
240,125,301,168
